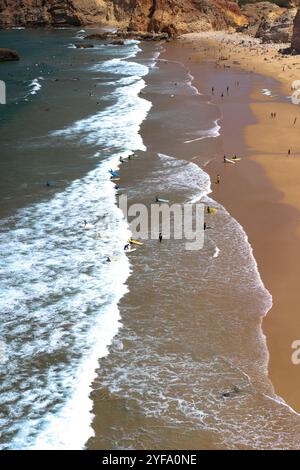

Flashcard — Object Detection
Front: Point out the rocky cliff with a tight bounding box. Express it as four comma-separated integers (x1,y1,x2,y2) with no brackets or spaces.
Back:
0,1,82,27
0,0,246,32
291,8,300,50
255,8,297,42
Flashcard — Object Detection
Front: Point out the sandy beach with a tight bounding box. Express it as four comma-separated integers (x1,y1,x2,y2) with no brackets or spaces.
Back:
180,31,300,413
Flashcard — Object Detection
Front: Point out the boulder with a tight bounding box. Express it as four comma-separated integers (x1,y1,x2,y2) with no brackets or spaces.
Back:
0,48,19,61
75,43,94,48
255,9,297,43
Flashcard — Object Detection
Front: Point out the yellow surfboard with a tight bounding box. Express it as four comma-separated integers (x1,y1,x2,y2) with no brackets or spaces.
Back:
128,239,144,246
206,207,217,214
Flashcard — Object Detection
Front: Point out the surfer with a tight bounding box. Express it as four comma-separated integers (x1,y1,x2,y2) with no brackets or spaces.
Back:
223,156,227,163
124,243,130,251
159,233,163,243
216,175,221,184
204,222,207,231
155,197,159,203
232,155,237,160
106,257,111,263
83,220,87,227
207,206,211,214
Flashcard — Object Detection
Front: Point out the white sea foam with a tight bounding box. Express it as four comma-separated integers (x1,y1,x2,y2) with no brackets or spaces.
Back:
51,76,151,149
28,77,43,95
184,119,221,144
0,38,153,451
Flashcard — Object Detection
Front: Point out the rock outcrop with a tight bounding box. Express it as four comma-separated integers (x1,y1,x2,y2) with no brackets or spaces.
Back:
255,9,297,43
0,48,19,61
0,0,246,32
240,2,286,34
126,0,246,34
291,8,300,51
0,0,82,28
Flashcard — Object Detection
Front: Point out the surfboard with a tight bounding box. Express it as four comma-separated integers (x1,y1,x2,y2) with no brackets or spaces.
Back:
95,232,109,239
128,239,144,246
206,207,217,214
109,170,120,177
156,198,170,203
80,223,94,230
229,157,242,162
111,256,121,261
125,248,137,253
224,158,235,164
111,177,120,182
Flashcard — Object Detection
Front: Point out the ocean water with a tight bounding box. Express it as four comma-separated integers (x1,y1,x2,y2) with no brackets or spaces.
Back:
0,29,152,449
1,29,300,451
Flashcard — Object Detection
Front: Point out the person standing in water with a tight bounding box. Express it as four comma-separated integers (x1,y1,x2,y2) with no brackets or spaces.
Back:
159,233,163,243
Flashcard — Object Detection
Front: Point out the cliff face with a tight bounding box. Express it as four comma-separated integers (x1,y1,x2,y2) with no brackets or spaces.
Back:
0,0,246,32
291,8,300,50
255,8,297,43
127,0,246,34
0,1,82,27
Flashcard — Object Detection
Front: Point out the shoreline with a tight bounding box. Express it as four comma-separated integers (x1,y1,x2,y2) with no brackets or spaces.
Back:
89,37,300,450
179,32,300,413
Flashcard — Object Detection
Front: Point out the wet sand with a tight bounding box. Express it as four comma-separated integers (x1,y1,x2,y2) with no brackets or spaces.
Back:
180,33,300,413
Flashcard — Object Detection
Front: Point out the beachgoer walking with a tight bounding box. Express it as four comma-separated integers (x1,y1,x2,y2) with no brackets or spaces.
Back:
216,175,221,184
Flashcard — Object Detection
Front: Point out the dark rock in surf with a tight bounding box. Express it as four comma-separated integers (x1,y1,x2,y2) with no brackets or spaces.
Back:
75,43,94,49
0,48,19,61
